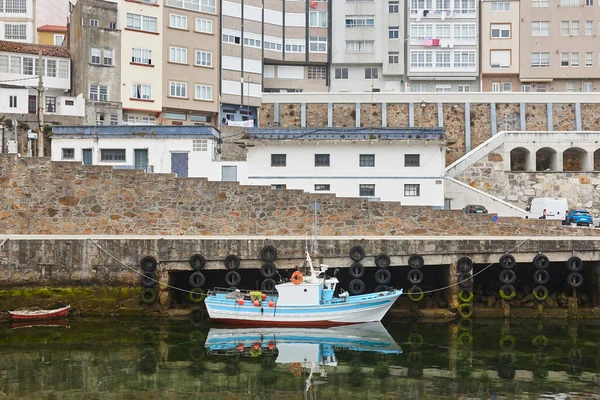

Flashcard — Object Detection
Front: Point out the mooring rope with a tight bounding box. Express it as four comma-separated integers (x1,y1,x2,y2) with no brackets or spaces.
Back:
420,239,530,294
89,238,198,295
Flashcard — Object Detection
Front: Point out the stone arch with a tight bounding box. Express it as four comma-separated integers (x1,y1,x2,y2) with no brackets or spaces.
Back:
536,147,558,171
563,147,588,172
593,149,600,171
509,147,530,171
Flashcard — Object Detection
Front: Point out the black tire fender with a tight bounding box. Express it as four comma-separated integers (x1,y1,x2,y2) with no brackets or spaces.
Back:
407,269,424,285
140,256,158,272
499,269,516,285
567,272,583,288
408,254,424,269
566,256,583,272
533,269,550,285
189,254,206,271
225,271,241,287
499,253,516,269
349,246,366,262
141,271,157,288
458,272,473,288
260,262,277,279
533,254,550,269
189,271,206,288
261,278,276,292
224,254,241,270
457,257,473,273
349,262,365,279
141,288,157,304
374,268,392,285
348,279,366,295
375,254,391,269
260,245,277,262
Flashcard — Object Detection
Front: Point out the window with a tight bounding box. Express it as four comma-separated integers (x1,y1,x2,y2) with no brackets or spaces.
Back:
193,139,208,151
359,154,375,167
334,68,348,79
127,115,156,125
521,84,531,92
169,47,187,63
90,19,99,27
491,24,510,38
45,96,56,112
532,0,549,5
170,14,187,29
195,84,212,100
389,26,399,39
45,59,56,77
9,95,17,108
89,84,107,101
404,184,420,196
453,51,476,69
435,85,451,93
309,11,327,27
196,18,213,33
389,1,399,12
285,43,305,52
586,0,593,4
572,21,580,35
410,84,429,92
411,51,433,68
131,84,152,100
454,0,476,13
411,24,433,40
271,184,287,190
109,22,117,30
586,21,593,35
531,52,549,67
491,82,500,92
586,52,593,66
315,154,330,167
132,48,152,65
5,24,26,40
561,52,570,67
490,50,510,69
560,0,578,5
389,52,399,64
566,82,576,92
271,154,286,167
100,149,126,162
309,36,327,52
502,82,512,92
453,24,476,41
103,49,112,66
54,34,64,46
365,68,378,79
169,81,187,98
222,33,241,44
264,40,282,51
97,113,105,126
435,24,451,39
64,100,74,106
405,154,420,167
166,0,216,14
583,82,593,92
10,56,21,74
110,114,118,125
126,13,158,32
308,66,327,79
458,85,470,92
195,50,212,67
191,115,211,123
491,1,510,10
536,83,547,92
346,41,375,53
531,21,549,36
345,16,374,28
571,52,580,67
91,47,101,64
5,0,27,12
243,37,261,48
359,184,375,197
436,51,451,68
62,148,74,160
315,184,330,191
58,60,69,78
0,55,7,73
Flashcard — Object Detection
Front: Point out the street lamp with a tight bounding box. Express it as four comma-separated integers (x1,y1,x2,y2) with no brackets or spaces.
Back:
420,100,427,109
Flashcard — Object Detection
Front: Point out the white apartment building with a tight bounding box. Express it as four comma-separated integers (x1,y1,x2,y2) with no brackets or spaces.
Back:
0,40,84,116
407,0,480,92
120,0,163,125
330,0,405,92
0,0,34,43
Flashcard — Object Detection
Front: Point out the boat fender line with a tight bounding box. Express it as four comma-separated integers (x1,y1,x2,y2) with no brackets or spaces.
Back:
499,253,516,269
374,268,392,285
189,271,206,288
291,271,304,285
140,256,158,272
499,269,516,285
457,257,473,273
225,271,242,287
141,288,157,305
457,303,472,318
375,254,391,269
532,285,548,301
408,286,424,302
457,272,473,289
260,245,277,262
458,289,473,303
141,271,157,288
224,254,241,270
533,270,550,285
290,362,303,376
533,254,550,269
349,245,366,262
499,284,516,300
189,254,206,271
189,288,206,303
567,272,584,288
566,256,583,272
408,254,424,269
349,262,365,279
260,262,277,279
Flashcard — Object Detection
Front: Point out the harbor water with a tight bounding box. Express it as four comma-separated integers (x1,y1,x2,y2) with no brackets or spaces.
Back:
1,316,600,399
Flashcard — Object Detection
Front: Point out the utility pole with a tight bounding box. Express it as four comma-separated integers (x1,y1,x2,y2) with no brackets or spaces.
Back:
37,51,45,157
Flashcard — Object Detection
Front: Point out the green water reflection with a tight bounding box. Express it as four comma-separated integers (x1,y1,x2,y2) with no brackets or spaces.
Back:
1,316,600,399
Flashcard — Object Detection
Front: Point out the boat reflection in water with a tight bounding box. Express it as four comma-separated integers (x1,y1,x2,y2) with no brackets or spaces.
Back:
205,322,402,396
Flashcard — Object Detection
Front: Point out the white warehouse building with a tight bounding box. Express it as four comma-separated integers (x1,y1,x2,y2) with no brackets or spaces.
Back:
50,126,446,207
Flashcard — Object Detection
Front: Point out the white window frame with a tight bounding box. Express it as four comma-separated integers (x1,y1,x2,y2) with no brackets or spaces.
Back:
195,18,213,33
388,52,399,64
585,21,593,35
531,52,549,67
571,52,580,67
491,82,500,92
334,67,348,79
91,47,101,64
169,46,188,64
532,0,549,6
195,84,212,101
309,11,327,27
54,34,65,46
491,1,510,11
585,52,593,67
126,13,158,33
132,48,152,65
502,81,512,92
345,40,375,53
458,85,470,92
169,81,187,98
166,0,216,14
309,36,327,53
4,24,26,40
169,14,188,30
491,24,510,38
583,82,593,92
566,81,576,92
364,67,379,79
195,50,212,67
531,21,549,36
131,83,152,100
389,1,400,13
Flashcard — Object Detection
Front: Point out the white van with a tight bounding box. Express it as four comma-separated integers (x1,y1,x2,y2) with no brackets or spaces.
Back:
525,198,568,221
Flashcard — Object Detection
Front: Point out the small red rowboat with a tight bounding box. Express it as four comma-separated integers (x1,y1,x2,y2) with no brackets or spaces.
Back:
7,305,70,321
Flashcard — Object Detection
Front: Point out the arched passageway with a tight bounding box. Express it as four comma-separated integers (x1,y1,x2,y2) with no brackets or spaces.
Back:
536,148,557,171
563,147,587,172
510,147,530,171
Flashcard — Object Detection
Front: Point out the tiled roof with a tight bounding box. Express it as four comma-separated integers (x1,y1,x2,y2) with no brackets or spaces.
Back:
37,25,68,33
0,40,69,58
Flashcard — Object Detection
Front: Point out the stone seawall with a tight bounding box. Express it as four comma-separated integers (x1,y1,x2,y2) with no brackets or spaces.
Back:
0,156,596,237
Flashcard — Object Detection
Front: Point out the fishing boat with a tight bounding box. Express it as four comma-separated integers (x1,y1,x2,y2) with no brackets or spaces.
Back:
7,305,70,321
204,250,403,326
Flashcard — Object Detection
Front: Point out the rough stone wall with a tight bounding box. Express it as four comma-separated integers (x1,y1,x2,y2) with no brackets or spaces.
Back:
581,104,600,131
333,104,356,127
219,126,246,161
443,104,466,165
553,104,575,131
0,156,594,237
414,104,438,128
386,104,409,127
456,145,600,213
278,104,302,127
525,104,548,131
306,104,328,127
258,103,274,127
360,104,382,127
495,103,520,134
470,103,492,149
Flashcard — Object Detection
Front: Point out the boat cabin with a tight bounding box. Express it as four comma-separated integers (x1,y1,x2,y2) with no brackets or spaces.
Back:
275,278,339,306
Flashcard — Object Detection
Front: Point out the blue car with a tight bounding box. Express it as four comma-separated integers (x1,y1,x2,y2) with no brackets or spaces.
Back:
567,210,593,226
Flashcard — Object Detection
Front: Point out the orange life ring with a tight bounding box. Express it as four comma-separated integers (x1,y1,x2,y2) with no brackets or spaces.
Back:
290,362,303,376
291,271,303,285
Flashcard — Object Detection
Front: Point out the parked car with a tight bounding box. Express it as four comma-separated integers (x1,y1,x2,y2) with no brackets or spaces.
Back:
525,197,568,221
464,205,488,214
566,210,593,226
